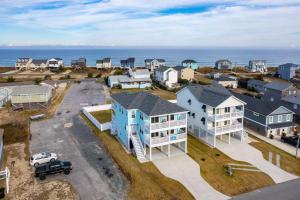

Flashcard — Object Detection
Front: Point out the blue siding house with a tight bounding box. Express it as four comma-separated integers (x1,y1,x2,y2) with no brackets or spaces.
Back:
111,92,188,162
182,59,198,70
120,57,135,68
278,63,300,80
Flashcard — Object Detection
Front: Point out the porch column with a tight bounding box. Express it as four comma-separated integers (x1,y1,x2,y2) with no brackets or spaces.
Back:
168,144,170,157
160,146,163,152
228,133,231,144
213,136,216,147
185,140,187,153
150,147,152,161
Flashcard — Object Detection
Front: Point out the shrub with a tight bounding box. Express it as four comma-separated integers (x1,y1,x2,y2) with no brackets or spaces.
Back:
34,78,42,85
95,73,102,78
113,70,123,75
87,73,93,78
44,74,52,80
7,76,15,82
178,79,190,85
269,134,274,139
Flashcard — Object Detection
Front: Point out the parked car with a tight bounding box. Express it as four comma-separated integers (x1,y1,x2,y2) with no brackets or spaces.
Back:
281,135,299,147
35,160,72,180
30,152,57,167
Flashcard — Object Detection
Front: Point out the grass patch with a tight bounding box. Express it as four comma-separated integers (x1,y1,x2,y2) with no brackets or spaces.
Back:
81,114,194,200
194,75,213,85
249,135,300,176
111,87,176,100
91,110,112,123
188,135,274,196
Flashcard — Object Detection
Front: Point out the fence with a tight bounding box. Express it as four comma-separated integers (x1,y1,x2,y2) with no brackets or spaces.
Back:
82,104,112,132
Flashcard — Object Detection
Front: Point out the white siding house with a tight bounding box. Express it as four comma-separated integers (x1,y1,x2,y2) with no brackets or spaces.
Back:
154,66,178,88
177,84,246,147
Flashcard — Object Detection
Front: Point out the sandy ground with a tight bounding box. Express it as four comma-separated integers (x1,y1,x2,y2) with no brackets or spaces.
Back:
3,143,79,200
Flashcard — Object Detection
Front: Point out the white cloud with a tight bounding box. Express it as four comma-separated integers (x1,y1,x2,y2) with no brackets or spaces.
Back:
0,0,299,47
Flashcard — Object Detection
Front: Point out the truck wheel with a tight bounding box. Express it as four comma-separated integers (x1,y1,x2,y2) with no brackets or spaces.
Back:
50,158,55,163
34,163,39,167
39,174,46,180
64,170,70,175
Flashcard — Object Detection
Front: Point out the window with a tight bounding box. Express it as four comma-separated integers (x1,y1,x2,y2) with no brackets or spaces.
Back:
170,115,175,121
224,120,230,126
286,114,291,121
131,111,135,118
188,99,191,105
192,113,196,118
170,129,175,134
278,115,282,122
151,117,159,123
201,117,206,125
202,105,206,113
225,107,230,113
151,132,159,137
269,116,273,123
188,111,191,116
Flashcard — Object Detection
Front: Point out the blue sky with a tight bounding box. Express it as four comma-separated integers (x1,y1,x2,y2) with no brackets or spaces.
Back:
0,0,299,47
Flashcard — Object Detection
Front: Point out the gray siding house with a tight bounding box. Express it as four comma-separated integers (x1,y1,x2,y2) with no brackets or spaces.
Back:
214,59,232,70
234,93,296,138
247,79,267,93
262,81,298,103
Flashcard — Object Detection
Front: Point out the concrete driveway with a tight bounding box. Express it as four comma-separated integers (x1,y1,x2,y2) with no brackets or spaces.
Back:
154,154,229,200
30,81,128,200
217,138,297,184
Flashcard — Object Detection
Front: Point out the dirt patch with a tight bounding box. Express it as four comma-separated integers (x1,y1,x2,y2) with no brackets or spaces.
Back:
4,143,78,200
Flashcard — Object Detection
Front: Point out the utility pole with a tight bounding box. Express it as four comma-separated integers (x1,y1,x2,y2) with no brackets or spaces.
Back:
296,133,300,158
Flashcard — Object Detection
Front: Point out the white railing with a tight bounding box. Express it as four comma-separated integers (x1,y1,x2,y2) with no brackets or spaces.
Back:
151,136,169,145
151,119,186,131
170,133,187,141
147,133,187,145
170,119,186,127
208,123,243,135
207,111,243,121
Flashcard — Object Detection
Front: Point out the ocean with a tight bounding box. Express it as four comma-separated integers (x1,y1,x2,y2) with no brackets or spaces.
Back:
0,48,300,67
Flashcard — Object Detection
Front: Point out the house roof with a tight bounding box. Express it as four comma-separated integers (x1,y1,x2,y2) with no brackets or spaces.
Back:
130,69,150,75
216,59,232,64
11,85,52,96
282,95,300,105
182,84,235,107
103,58,111,62
264,81,293,91
109,75,151,83
155,66,173,72
32,59,48,65
145,59,165,62
182,59,197,63
279,63,299,69
232,92,285,115
111,92,187,116
268,122,296,129
247,79,267,87
249,60,266,63
173,66,188,71
214,76,236,82
97,58,111,63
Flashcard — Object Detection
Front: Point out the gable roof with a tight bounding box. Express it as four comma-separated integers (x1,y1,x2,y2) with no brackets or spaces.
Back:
173,66,188,71
279,63,299,69
232,92,291,115
214,76,236,82
181,84,234,107
216,59,232,64
111,92,187,116
145,59,165,63
32,59,48,65
182,59,197,63
264,81,293,91
11,85,52,96
155,66,174,72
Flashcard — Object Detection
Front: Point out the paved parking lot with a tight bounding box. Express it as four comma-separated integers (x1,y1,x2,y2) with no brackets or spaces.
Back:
30,81,128,200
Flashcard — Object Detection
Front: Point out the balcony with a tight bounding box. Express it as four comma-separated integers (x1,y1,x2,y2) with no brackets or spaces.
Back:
147,133,187,146
151,119,186,131
151,136,169,145
207,111,243,121
208,123,243,135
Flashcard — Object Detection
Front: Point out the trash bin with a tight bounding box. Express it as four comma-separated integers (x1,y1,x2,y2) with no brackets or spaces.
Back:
0,187,5,199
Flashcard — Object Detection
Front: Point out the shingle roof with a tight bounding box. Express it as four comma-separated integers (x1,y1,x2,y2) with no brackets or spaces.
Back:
155,66,173,72
232,92,283,115
109,75,151,83
247,79,267,87
32,59,48,65
279,63,299,69
264,81,293,91
216,59,232,64
214,76,236,82
182,59,197,63
268,122,296,129
282,95,300,105
145,59,165,62
11,85,52,96
173,66,187,71
111,92,187,116
183,84,233,107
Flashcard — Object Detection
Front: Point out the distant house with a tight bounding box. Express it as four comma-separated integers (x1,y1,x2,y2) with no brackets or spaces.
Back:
71,58,86,69
111,92,188,162
247,60,267,73
108,69,151,89
278,63,300,80
212,75,238,88
30,59,48,70
234,93,296,138
282,95,300,119
215,59,232,70
96,58,112,69
247,79,267,93
48,58,64,72
0,87,12,107
182,59,198,70
145,59,165,72
15,58,32,70
210,72,222,79
173,66,194,81
263,81,298,103
121,57,135,68
154,66,178,88
177,84,246,147
11,85,52,110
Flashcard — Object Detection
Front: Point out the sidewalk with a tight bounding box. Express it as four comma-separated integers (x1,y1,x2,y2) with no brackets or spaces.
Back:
245,128,299,158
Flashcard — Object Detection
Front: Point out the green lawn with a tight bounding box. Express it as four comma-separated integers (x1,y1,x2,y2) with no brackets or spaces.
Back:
188,135,274,196
91,110,112,123
249,135,300,176
194,75,213,85
81,114,194,200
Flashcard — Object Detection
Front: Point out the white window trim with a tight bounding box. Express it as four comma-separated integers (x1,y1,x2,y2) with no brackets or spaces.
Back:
278,115,282,122
286,114,291,121
269,116,273,124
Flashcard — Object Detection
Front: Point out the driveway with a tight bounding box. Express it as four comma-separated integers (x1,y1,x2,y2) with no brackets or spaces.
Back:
30,81,128,200
154,154,229,200
217,138,297,184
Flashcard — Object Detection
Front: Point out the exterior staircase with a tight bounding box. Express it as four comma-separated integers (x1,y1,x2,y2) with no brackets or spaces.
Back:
130,134,147,163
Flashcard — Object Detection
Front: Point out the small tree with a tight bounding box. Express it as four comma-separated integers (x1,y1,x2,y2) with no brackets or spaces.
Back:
113,70,123,75
7,76,15,82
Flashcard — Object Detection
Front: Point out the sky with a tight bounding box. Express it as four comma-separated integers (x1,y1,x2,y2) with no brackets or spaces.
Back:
0,0,300,48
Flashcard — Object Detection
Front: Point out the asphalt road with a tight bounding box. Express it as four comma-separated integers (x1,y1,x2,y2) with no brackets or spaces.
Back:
231,178,300,200
30,81,128,200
